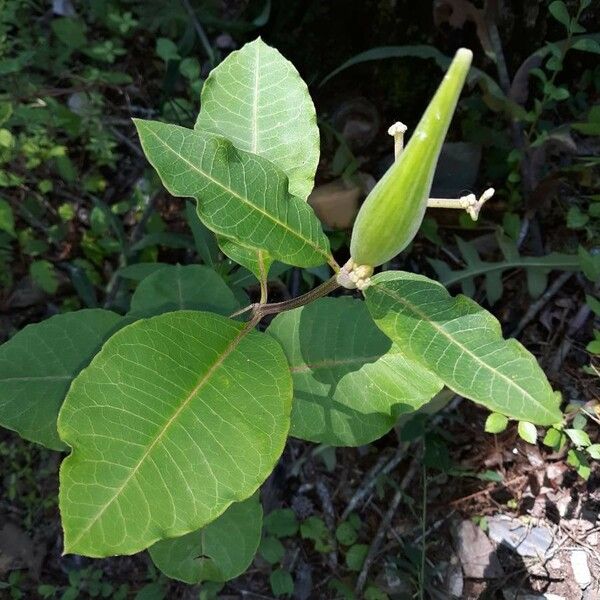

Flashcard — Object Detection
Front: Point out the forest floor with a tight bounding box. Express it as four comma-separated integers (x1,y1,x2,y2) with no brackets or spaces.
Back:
1,273,599,599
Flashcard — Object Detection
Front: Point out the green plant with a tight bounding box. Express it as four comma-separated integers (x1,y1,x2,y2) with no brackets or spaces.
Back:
0,37,564,588
349,49,473,270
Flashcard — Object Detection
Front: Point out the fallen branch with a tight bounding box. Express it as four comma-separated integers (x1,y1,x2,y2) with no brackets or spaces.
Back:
342,444,408,520
316,480,338,569
355,450,422,594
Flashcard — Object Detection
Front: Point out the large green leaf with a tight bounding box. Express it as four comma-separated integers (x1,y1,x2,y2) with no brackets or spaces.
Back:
0,309,122,451
58,311,292,557
195,37,320,280
268,297,444,446
128,264,239,317
196,37,319,200
365,271,562,425
134,120,332,269
149,494,262,584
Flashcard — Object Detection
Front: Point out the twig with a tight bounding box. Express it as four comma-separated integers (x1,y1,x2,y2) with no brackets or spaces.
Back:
341,450,394,520
179,0,215,65
257,250,269,305
108,126,143,158
355,450,422,594
315,480,338,569
130,193,159,246
230,276,340,320
103,193,159,309
510,271,572,337
342,444,407,520
516,214,531,249
449,473,528,507
342,396,461,520
550,302,592,373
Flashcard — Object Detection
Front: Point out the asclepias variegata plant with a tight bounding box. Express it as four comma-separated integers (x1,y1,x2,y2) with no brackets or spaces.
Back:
0,39,562,584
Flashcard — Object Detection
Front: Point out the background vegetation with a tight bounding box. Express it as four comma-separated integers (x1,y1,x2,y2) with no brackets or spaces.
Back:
0,0,598,598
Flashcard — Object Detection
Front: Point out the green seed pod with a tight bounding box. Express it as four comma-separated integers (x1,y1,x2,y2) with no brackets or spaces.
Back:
349,48,473,269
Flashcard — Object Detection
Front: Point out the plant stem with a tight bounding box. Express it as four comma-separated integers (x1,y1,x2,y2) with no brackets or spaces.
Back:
258,250,269,305
525,4,583,142
229,275,341,321
179,0,216,66
256,275,340,317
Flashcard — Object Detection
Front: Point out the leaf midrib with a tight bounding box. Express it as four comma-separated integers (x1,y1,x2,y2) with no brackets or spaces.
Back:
372,282,554,420
141,125,331,265
251,40,260,153
66,320,255,551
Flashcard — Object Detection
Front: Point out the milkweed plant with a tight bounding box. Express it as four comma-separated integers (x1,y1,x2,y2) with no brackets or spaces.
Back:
0,39,564,585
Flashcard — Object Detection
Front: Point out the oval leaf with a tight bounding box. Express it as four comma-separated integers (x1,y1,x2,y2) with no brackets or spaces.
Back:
518,421,538,444
196,37,319,200
128,264,239,317
149,495,262,584
0,309,122,450
485,413,509,434
58,311,292,557
134,120,331,269
268,297,443,446
365,271,562,425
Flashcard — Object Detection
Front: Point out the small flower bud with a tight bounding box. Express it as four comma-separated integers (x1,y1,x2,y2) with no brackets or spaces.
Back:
350,48,473,267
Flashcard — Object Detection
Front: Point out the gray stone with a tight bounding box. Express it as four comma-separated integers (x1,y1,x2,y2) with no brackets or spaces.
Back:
488,515,553,557
445,553,464,597
451,519,504,579
502,591,565,600
571,549,592,589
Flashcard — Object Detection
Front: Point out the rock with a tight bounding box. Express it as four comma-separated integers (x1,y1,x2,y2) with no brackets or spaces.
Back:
443,553,464,598
307,179,361,229
487,515,553,558
583,586,598,600
570,549,592,589
330,98,379,150
293,560,312,600
502,592,565,600
52,0,75,16
374,564,413,596
451,519,504,579
549,557,562,570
